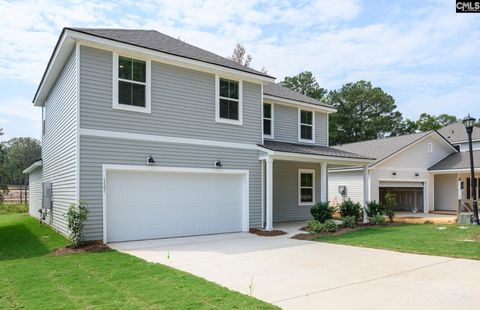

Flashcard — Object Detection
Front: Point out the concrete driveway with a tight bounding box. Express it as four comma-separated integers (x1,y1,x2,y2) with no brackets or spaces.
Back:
110,224,480,310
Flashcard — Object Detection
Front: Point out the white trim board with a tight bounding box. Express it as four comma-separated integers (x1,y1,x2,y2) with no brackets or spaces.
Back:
263,95,336,114
80,128,259,150
102,164,250,243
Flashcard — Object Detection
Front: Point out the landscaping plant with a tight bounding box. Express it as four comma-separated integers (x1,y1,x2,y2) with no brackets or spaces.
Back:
66,201,89,248
342,215,356,228
310,202,335,223
366,200,383,218
0,185,8,203
339,200,362,221
384,193,396,222
322,219,337,232
370,214,386,225
307,219,324,233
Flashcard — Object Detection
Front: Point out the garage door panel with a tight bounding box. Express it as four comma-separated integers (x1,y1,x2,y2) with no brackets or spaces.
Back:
106,169,245,242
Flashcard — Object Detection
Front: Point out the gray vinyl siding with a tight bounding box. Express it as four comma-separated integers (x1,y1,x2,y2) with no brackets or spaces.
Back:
273,160,322,222
28,168,43,219
79,46,262,145
79,135,262,241
270,103,328,146
41,49,77,236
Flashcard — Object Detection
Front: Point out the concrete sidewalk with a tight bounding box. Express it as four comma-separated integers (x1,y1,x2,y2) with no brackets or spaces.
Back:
110,229,480,310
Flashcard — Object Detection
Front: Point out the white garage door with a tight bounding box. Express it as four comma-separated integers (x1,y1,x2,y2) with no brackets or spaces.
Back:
106,168,246,242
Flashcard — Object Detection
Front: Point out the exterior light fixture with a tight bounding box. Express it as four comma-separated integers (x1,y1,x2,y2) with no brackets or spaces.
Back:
392,172,397,176
462,114,479,225
415,173,419,177
215,160,222,168
146,155,155,165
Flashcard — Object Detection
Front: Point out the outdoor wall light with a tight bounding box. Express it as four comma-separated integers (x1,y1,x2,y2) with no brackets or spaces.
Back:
392,172,397,176
146,155,155,165
215,160,222,168
415,173,419,177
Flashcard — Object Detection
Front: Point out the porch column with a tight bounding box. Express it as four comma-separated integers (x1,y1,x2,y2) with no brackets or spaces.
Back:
363,164,369,223
320,162,328,203
265,157,273,231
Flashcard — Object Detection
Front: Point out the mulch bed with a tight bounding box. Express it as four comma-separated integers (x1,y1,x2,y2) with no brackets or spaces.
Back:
249,228,287,237
52,241,110,256
292,222,400,240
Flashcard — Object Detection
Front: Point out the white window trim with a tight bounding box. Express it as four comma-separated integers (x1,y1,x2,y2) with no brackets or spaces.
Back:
263,102,274,139
112,52,151,113
298,168,315,206
215,75,243,125
427,143,433,153
298,108,315,143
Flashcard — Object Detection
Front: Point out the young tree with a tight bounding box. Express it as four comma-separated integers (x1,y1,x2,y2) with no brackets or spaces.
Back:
230,43,252,67
280,71,327,101
327,81,403,145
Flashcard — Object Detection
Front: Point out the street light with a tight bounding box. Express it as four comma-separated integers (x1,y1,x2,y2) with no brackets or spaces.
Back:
462,114,479,225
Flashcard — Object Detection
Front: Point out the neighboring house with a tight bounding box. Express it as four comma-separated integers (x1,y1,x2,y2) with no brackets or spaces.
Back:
24,28,372,243
437,122,480,152
329,127,480,213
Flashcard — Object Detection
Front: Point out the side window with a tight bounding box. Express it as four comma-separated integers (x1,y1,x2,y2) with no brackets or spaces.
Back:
113,53,151,113
263,103,273,137
299,109,314,142
216,76,242,125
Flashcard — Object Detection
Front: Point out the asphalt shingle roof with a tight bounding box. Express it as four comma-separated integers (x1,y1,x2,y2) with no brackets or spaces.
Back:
333,131,433,166
429,150,480,171
68,28,274,79
437,122,480,143
259,140,374,160
263,83,333,109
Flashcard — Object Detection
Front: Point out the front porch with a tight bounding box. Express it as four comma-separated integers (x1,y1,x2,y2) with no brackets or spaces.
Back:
259,140,374,230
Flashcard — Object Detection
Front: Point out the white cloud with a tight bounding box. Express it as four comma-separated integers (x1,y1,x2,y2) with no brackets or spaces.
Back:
0,96,41,122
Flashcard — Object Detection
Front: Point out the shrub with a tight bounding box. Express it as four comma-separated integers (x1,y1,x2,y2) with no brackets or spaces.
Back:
366,200,383,218
339,200,362,221
323,219,337,232
370,214,386,225
307,219,324,233
384,193,396,222
310,202,335,223
0,185,9,203
66,201,89,248
342,215,356,228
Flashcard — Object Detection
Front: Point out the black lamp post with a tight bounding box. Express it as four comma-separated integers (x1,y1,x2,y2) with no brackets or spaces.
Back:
462,114,479,225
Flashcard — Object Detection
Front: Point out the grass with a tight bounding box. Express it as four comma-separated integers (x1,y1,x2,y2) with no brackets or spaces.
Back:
0,203,28,215
0,214,276,309
313,223,480,260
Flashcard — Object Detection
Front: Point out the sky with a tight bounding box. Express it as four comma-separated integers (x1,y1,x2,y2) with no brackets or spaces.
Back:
0,0,479,141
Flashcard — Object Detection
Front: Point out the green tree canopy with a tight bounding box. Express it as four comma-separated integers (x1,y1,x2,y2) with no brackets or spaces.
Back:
280,71,327,101
327,81,402,145
0,137,41,185
415,113,458,131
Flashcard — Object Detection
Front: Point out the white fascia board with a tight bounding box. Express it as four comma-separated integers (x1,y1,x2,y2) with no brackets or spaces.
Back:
23,160,43,174
429,168,480,174
263,95,336,114
257,149,373,165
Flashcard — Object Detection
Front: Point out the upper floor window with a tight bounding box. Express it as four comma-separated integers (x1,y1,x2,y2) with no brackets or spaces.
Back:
113,53,151,113
263,103,273,138
215,76,242,125
299,109,314,142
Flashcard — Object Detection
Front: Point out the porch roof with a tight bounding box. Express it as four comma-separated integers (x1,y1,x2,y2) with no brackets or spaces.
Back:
259,140,374,161
428,150,480,172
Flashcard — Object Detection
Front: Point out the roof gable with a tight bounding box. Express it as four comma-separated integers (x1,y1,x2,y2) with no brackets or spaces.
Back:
263,83,334,110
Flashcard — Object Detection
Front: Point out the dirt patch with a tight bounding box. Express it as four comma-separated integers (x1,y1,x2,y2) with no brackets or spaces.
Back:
473,234,480,242
394,216,456,224
292,222,400,240
52,241,110,256
249,228,287,237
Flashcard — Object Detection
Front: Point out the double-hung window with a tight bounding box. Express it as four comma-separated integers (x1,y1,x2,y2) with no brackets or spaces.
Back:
113,53,151,113
216,76,242,125
263,103,273,138
299,109,314,142
299,169,315,206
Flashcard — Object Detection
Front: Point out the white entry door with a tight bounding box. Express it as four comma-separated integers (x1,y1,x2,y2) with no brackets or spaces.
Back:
105,168,246,242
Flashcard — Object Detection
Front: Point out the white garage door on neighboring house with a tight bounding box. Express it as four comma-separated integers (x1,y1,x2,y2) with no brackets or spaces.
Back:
105,167,248,243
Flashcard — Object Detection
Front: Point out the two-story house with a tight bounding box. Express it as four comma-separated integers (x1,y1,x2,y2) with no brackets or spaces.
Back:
24,28,372,243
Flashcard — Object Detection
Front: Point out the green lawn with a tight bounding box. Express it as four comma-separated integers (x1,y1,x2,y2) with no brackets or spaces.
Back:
0,214,276,309
313,224,480,260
